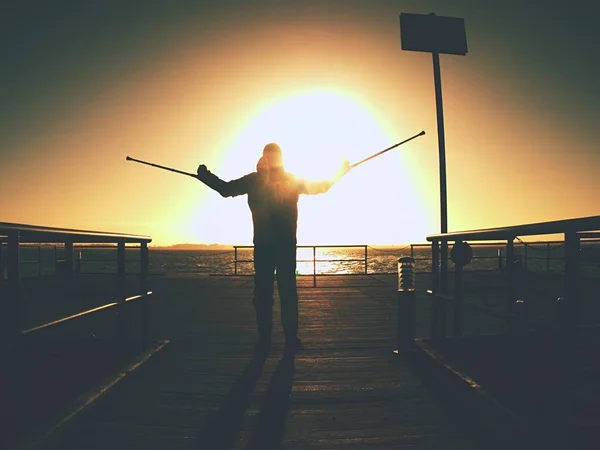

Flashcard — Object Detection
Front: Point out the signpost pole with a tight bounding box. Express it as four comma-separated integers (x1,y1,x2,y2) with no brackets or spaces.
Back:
399,12,467,294
432,50,448,292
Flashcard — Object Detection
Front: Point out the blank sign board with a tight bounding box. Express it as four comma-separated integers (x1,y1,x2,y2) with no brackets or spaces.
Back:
400,13,467,55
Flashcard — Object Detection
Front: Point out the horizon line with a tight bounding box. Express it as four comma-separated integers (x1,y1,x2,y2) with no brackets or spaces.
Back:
149,242,426,248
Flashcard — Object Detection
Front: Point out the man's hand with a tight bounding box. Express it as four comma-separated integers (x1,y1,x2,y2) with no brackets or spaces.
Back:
333,159,351,183
197,164,208,179
340,159,351,176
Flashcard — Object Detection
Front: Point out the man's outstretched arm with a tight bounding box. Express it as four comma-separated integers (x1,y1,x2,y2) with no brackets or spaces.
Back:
196,165,252,197
301,160,351,195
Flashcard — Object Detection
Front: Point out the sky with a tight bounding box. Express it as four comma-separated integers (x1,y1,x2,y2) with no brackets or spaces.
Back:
1,0,599,246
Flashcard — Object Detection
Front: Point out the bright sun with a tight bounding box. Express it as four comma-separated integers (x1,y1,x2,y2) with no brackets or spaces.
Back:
188,88,430,245
219,88,395,180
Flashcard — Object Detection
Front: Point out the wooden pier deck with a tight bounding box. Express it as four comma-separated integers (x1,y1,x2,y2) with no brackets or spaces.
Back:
14,273,482,450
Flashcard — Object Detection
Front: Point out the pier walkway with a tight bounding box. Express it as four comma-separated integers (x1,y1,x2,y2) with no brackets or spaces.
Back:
32,273,477,450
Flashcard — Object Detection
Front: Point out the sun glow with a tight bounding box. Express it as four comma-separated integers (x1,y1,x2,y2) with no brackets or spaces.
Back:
217,88,393,178
188,88,431,245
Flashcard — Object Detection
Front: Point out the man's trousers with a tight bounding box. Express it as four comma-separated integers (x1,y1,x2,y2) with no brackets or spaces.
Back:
253,243,298,339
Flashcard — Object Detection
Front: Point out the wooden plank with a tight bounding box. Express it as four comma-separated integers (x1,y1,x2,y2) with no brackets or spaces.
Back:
5,268,599,449
35,274,477,450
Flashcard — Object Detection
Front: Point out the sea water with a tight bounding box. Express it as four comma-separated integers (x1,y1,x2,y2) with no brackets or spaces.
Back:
10,242,579,278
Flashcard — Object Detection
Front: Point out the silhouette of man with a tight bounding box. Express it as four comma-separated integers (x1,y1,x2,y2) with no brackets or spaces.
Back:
197,143,349,353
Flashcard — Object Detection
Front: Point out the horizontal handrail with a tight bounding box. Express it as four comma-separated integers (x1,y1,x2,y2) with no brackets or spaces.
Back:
233,244,368,249
433,292,454,302
0,222,151,244
431,290,516,321
21,292,153,335
425,215,600,347
426,215,600,242
1,222,152,347
298,258,365,262
22,302,119,335
232,244,369,286
578,232,600,239
233,258,366,263
411,240,567,248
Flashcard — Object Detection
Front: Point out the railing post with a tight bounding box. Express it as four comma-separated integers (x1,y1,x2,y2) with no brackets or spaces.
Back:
432,240,441,340
432,239,439,292
395,257,416,355
75,250,82,274
515,299,528,334
497,248,503,272
435,241,447,338
557,232,579,443
523,243,528,271
65,239,74,277
364,245,368,275
234,246,238,275
313,246,317,288
0,240,4,281
430,240,440,339
3,231,21,342
140,241,149,348
449,241,471,338
506,238,516,331
117,240,127,340
563,232,580,332
546,242,550,273
428,290,439,341
453,262,463,337
38,245,42,277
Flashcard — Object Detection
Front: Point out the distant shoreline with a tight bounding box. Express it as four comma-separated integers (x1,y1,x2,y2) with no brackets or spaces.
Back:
151,244,234,251
148,239,577,251
149,243,423,250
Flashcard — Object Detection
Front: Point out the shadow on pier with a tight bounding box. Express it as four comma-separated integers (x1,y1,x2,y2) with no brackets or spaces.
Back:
6,270,600,449
6,273,482,450
196,351,296,450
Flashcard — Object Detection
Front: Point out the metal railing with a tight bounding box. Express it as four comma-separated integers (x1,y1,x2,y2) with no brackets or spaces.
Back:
425,215,600,340
0,222,153,346
9,241,578,278
417,217,600,445
409,241,572,273
233,245,369,287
